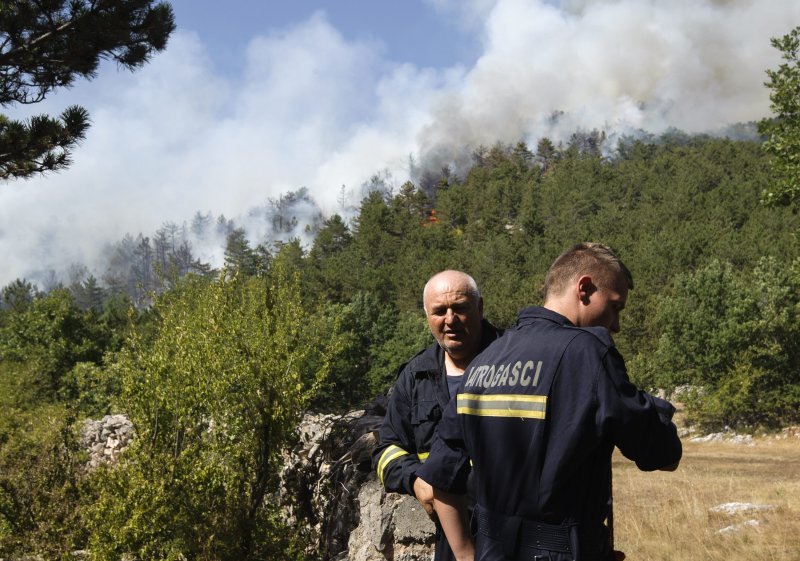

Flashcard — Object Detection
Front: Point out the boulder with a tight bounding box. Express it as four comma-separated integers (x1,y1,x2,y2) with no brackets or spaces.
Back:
81,414,134,470
279,397,437,560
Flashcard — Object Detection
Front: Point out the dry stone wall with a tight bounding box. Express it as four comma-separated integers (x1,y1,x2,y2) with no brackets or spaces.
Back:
81,414,134,470
78,404,440,560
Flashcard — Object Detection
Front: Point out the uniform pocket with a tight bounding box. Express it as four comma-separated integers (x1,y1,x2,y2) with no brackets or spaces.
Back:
411,400,441,453
411,400,441,425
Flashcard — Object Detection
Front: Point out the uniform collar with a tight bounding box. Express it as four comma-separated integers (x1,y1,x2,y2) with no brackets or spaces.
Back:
517,306,575,327
478,318,503,347
412,318,501,378
411,342,446,378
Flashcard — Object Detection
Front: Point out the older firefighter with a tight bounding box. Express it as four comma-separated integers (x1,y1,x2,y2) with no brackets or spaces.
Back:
372,270,503,561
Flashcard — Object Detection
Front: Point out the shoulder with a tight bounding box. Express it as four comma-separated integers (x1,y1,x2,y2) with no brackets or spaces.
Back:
396,342,440,380
388,343,439,401
557,325,617,365
483,318,505,339
478,319,505,351
571,325,614,348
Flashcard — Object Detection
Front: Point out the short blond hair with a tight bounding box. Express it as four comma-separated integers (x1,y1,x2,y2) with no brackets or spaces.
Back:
543,243,633,300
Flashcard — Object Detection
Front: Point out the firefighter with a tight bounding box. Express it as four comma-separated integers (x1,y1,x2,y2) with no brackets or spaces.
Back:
372,270,503,561
418,243,682,561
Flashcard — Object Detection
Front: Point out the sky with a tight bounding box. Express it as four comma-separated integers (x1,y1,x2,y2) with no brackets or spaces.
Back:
1,0,799,288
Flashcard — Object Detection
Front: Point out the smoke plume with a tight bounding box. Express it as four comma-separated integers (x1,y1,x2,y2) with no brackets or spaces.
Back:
0,0,797,288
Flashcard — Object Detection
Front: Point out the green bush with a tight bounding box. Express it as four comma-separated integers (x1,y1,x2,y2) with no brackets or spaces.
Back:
86,267,341,560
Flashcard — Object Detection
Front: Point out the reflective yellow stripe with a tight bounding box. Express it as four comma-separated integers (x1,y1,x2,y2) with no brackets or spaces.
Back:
457,392,547,419
377,445,409,485
377,447,432,485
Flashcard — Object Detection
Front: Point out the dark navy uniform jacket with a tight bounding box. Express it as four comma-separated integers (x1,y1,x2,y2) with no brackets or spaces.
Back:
418,307,682,559
372,319,503,495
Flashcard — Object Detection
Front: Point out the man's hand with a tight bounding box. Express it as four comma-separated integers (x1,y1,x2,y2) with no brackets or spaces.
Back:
413,476,436,519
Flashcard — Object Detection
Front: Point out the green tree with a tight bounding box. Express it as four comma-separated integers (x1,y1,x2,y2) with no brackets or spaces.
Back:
0,278,37,312
759,26,800,206
87,266,342,560
366,309,431,393
0,392,90,558
70,274,106,311
312,291,399,410
224,228,260,276
0,288,112,395
306,214,352,302
0,286,125,557
344,190,400,299
536,137,558,168
0,0,175,179
309,214,351,261
631,258,800,429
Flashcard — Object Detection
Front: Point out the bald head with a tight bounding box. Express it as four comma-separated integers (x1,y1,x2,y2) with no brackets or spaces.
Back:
422,270,484,369
423,270,481,312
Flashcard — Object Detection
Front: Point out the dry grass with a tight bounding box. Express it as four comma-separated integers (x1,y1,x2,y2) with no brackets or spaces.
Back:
611,433,800,561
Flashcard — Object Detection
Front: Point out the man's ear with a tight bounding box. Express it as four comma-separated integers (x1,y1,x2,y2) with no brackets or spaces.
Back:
478,296,485,316
577,275,595,305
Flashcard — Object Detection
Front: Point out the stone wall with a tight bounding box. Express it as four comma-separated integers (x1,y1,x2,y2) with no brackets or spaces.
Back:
79,405,439,560
81,414,134,470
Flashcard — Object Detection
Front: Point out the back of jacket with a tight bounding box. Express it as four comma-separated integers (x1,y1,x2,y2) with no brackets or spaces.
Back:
420,307,682,552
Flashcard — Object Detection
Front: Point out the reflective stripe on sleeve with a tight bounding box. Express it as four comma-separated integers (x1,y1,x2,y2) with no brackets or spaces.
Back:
457,392,547,419
377,445,409,485
377,447,432,485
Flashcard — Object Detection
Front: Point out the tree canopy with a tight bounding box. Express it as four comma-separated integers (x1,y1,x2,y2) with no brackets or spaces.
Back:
0,0,175,180
759,25,800,206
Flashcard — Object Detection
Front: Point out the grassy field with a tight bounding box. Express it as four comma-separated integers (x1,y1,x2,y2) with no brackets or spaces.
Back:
612,431,800,561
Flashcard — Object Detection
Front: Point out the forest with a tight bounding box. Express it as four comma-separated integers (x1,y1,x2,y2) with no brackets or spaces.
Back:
2,128,800,559
1,2,799,558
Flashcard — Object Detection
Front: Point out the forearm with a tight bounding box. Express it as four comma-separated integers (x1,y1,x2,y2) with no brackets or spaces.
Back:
432,487,474,561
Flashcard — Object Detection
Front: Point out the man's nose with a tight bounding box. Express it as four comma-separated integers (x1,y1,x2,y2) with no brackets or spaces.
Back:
444,309,456,322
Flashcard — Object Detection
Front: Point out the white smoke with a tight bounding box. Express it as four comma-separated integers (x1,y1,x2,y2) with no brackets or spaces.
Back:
416,0,798,172
0,1,797,288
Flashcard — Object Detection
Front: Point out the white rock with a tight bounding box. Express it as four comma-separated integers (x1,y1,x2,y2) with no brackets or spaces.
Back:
709,502,775,516
718,519,761,534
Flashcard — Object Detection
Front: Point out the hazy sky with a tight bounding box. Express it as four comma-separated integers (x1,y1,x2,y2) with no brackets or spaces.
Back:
1,0,799,287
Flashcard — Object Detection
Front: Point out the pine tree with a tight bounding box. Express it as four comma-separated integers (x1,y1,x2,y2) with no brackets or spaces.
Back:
224,228,259,277
0,278,38,312
0,0,175,180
